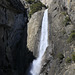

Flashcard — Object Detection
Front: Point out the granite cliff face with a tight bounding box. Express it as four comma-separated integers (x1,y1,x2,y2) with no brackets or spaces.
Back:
27,10,44,56
40,0,52,6
0,0,34,75
27,0,75,75
0,0,75,75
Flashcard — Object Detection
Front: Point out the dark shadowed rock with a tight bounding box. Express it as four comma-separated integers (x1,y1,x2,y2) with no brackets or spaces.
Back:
0,0,34,75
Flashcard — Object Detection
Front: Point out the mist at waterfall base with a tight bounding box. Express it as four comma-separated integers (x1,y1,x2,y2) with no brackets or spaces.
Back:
27,9,48,75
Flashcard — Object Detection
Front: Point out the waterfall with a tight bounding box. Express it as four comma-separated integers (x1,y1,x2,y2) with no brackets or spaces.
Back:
29,9,48,75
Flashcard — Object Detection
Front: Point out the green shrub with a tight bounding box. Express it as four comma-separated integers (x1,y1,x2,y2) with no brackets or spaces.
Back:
67,32,75,43
26,0,35,4
62,30,66,35
29,1,46,17
54,1,56,4
61,12,67,16
63,16,71,26
57,53,64,60
72,52,75,62
71,30,75,33
65,16,70,21
66,57,72,63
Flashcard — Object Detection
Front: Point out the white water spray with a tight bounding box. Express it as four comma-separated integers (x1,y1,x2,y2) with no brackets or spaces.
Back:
30,9,48,75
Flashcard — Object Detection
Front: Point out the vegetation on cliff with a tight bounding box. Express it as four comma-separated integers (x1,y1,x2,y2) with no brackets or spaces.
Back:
66,57,72,63
29,1,46,16
67,31,75,43
65,52,75,63
72,52,75,62
26,1,46,17
57,53,64,60
26,0,35,4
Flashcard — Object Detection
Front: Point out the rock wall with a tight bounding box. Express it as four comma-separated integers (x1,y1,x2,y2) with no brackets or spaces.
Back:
27,0,75,75
0,0,74,75
0,0,34,75
40,0,52,6
27,10,44,57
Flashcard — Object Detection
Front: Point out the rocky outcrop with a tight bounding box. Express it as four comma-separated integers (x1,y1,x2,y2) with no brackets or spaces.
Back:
0,0,34,75
40,0,52,6
27,10,44,56
63,63,75,75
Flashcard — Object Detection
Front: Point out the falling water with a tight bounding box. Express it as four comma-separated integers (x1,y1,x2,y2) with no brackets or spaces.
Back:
29,9,48,75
